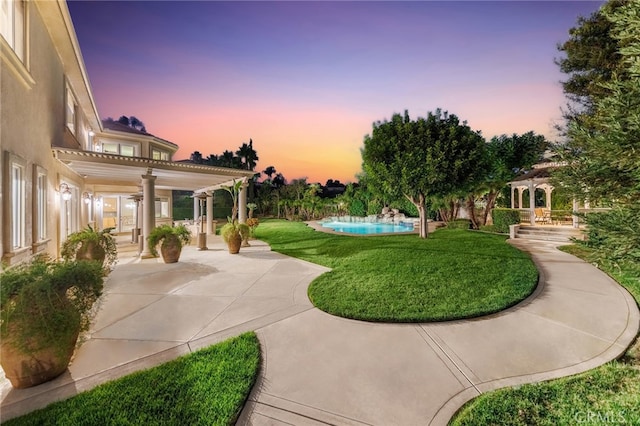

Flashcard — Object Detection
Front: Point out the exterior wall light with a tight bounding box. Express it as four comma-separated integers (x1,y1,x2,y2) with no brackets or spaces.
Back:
60,183,72,201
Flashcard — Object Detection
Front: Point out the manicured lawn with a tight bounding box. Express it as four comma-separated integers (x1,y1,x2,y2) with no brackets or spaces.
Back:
5,332,260,426
255,220,538,322
450,245,640,426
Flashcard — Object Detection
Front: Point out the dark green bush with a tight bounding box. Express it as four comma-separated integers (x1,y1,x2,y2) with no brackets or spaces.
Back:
348,199,366,217
581,205,640,266
492,208,521,233
447,219,471,229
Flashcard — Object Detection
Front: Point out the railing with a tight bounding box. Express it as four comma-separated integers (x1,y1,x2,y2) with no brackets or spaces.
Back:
515,208,612,226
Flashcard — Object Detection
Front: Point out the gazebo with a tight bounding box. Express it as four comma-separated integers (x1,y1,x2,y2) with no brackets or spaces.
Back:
509,162,581,228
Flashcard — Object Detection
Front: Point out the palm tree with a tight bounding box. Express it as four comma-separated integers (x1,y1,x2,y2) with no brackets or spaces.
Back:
190,151,203,164
220,150,235,168
236,139,259,171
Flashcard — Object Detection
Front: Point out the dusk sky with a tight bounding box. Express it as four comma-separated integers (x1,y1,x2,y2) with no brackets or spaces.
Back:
67,1,603,184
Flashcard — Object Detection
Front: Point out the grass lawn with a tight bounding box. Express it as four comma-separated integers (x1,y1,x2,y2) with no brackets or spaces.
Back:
255,220,538,322
5,332,260,426
450,245,640,426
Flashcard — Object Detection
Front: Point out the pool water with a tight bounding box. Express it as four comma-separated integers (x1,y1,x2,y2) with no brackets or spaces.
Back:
320,221,415,235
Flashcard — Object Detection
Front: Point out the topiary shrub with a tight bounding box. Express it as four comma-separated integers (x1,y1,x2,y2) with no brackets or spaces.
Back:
447,219,471,229
492,208,521,233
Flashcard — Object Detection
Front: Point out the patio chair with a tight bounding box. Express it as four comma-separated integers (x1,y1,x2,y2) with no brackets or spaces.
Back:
534,208,551,224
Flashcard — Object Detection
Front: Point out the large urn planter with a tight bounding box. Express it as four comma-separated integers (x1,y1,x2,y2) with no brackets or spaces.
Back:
0,256,104,388
221,221,250,255
148,224,192,263
61,225,118,270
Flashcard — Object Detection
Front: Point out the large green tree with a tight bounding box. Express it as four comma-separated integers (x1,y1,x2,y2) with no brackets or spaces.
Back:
362,109,486,238
555,0,640,266
555,0,627,122
466,132,548,228
555,0,640,205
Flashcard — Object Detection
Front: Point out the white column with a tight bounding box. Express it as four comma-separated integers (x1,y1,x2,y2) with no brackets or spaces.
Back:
529,182,536,225
193,195,199,223
140,173,157,258
545,186,552,209
572,198,580,228
510,186,515,209
238,182,248,223
518,188,523,210
206,192,214,234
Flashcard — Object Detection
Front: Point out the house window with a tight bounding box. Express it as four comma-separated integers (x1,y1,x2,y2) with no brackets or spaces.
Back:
66,84,77,135
34,167,47,241
152,149,170,161
7,154,26,250
1,0,25,61
101,141,138,157
155,197,170,218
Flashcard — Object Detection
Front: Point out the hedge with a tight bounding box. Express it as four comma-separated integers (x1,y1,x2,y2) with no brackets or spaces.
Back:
492,208,521,233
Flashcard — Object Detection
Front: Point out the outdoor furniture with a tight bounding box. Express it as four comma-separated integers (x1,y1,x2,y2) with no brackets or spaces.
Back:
534,208,551,224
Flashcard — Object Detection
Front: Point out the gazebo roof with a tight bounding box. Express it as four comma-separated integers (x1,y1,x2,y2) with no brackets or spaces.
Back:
511,166,555,182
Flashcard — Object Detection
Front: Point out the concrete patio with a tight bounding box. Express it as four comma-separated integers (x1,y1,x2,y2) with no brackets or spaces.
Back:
1,235,638,425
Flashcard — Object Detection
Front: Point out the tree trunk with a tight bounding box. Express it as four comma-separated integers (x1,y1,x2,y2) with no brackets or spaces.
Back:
410,193,428,238
466,195,479,229
483,190,498,226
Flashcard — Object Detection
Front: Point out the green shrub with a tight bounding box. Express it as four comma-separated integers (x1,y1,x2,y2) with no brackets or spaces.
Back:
348,199,366,216
447,219,471,229
581,205,640,266
479,225,502,234
492,208,521,233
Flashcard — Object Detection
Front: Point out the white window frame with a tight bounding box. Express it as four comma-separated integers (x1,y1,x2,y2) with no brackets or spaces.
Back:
5,152,26,251
0,0,32,88
155,197,170,218
66,83,77,135
100,141,139,157
152,149,170,161
1,0,25,61
33,165,47,242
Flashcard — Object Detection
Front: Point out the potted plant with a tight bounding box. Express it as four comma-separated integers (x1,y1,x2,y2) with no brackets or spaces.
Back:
61,225,117,270
246,217,260,238
0,255,104,388
220,220,250,254
147,224,192,263
221,179,251,253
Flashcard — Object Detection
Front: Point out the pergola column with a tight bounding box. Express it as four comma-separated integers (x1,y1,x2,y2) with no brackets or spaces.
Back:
206,191,214,234
193,195,200,223
140,173,157,258
529,181,536,225
238,181,248,223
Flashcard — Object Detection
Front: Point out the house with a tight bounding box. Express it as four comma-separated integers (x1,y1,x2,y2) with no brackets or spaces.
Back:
1,0,254,267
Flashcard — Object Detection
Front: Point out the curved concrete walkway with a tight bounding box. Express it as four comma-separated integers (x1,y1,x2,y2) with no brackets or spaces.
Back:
1,237,638,425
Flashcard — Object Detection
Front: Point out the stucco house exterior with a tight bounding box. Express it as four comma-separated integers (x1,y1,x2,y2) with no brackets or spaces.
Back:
1,0,254,267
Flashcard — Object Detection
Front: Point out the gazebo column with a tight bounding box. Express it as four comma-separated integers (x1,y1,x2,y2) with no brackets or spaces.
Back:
140,173,157,258
529,182,536,225
238,181,248,223
572,198,580,228
510,186,515,209
518,188,523,210
206,191,214,234
546,188,552,209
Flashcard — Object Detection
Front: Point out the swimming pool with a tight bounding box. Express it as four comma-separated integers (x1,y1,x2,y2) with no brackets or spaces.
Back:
319,221,415,235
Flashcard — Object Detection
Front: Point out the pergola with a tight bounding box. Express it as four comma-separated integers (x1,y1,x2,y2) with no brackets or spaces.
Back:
53,148,256,256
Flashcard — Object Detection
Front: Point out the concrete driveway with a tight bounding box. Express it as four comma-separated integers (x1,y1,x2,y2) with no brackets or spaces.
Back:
1,236,638,425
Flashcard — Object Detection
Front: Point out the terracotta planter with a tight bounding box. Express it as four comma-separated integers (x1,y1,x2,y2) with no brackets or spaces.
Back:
1,324,79,389
76,240,106,264
227,234,242,254
160,236,182,263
